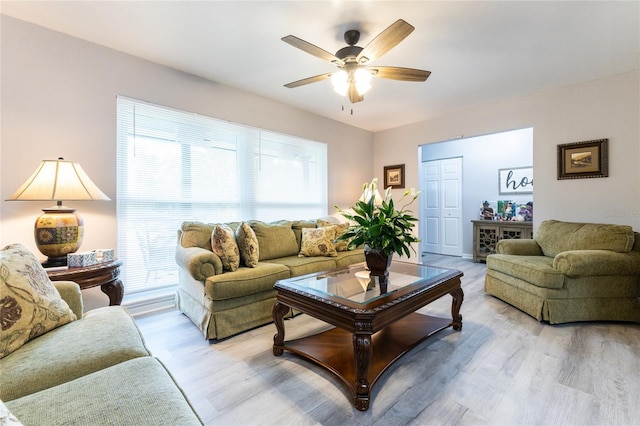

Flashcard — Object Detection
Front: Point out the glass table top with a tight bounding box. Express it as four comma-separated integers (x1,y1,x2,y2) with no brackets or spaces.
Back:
278,262,452,305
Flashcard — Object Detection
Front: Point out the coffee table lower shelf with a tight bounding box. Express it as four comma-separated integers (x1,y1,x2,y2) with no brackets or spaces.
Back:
275,312,453,409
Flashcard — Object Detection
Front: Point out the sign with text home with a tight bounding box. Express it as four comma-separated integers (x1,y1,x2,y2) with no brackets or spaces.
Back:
499,166,533,195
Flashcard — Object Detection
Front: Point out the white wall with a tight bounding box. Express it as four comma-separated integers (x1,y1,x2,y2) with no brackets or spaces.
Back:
375,71,640,246
1,16,373,258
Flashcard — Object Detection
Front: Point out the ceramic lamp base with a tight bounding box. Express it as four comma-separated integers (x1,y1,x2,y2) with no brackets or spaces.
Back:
41,256,69,268
34,206,84,267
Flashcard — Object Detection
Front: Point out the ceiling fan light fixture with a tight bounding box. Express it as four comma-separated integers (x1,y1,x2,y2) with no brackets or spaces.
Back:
354,68,372,95
331,70,349,96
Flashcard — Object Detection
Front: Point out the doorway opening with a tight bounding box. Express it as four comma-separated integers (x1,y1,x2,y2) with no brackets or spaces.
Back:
419,127,533,258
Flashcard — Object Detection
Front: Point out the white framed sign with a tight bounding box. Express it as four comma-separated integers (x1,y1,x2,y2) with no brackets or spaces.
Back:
499,166,533,195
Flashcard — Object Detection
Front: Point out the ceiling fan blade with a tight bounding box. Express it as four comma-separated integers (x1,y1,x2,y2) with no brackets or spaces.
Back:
369,66,431,81
348,83,364,104
356,19,415,64
281,35,345,66
284,73,333,88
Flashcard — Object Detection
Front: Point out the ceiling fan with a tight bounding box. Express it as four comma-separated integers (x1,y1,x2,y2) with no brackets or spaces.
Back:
282,19,431,104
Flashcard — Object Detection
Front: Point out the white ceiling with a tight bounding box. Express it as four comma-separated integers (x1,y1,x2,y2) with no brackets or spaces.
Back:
2,1,639,132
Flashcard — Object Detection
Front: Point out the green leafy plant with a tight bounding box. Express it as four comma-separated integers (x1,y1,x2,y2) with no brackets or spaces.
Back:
336,178,420,258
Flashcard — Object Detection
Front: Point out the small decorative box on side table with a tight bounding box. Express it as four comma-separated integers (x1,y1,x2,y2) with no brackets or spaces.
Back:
47,259,124,306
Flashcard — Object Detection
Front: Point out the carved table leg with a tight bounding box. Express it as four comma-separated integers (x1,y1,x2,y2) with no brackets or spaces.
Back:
272,301,290,356
353,329,373,411
101,279,124,306
450,287,464,331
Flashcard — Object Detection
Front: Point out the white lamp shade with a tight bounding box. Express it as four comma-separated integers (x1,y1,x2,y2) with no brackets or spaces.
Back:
331,70,349,96
7,159,110,202
354,68,372,95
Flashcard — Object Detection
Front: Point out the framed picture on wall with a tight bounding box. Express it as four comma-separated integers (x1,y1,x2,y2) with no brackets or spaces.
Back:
383,164,405,189
557,138,608,180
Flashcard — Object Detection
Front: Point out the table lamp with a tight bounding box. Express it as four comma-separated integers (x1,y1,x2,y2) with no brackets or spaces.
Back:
6,158,110,267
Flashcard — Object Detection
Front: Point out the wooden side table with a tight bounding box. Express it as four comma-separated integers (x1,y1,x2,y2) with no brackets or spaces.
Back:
47,259,124,306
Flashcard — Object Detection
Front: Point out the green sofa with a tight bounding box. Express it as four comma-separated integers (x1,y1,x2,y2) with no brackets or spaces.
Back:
1,244,202,425
175,218,364,340
485,220,640,324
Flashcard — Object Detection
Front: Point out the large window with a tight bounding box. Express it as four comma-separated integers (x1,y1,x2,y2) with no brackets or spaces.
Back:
116,97,327,293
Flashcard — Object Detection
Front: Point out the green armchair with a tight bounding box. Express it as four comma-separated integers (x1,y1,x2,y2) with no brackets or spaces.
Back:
484,220,640,324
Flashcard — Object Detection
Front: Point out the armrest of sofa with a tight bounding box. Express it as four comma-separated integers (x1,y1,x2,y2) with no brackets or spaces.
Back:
53,281,83,318
553,249,640,277
496,239,544,256
175,245,223,281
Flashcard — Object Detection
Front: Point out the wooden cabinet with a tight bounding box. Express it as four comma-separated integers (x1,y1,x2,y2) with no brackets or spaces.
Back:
472,220,533,262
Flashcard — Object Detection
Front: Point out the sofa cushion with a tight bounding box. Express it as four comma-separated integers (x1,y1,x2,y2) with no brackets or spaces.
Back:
535,220,635,257
299,227,338,258
333,249,365,268
180,221,216,250
250,220,298,261
0,244,77,359
204,263,290,300
268,255,337,277
317,219,351,252
6,357,202,426
0,306,150,401
486,254,565,289
211,224,240,272
235,222,259,267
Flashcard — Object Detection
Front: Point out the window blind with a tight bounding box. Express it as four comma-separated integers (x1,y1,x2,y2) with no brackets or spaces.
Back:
116,97,327,293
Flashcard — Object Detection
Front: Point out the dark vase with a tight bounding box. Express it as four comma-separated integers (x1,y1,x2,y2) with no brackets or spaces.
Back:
364,245,393,292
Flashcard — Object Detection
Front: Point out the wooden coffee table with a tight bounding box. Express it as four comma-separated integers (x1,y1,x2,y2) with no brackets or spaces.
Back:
272,261,464,411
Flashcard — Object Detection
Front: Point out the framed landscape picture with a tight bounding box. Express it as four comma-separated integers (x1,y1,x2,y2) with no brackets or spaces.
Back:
383,164,405,189
557,139,608,180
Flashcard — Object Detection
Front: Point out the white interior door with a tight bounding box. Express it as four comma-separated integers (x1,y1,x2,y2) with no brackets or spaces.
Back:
422,161,442,254
421,157,463,256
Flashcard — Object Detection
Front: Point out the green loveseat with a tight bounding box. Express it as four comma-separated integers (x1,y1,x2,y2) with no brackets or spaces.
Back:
175,218,364,340
1,245,202,425
484,220,640,324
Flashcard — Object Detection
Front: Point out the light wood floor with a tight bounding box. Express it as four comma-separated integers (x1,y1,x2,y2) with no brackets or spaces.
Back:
134,255,640,426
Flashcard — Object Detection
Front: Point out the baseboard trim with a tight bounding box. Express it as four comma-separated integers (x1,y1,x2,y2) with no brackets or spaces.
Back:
123,289,176,317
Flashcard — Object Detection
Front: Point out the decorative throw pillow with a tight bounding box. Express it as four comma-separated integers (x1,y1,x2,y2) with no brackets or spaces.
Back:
317,219,352,251
298,227,338,258
249,221,299,261
0,244,77,359
292,220,319,249
180,221,216,250
211,225,240,272
235,222,259,268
